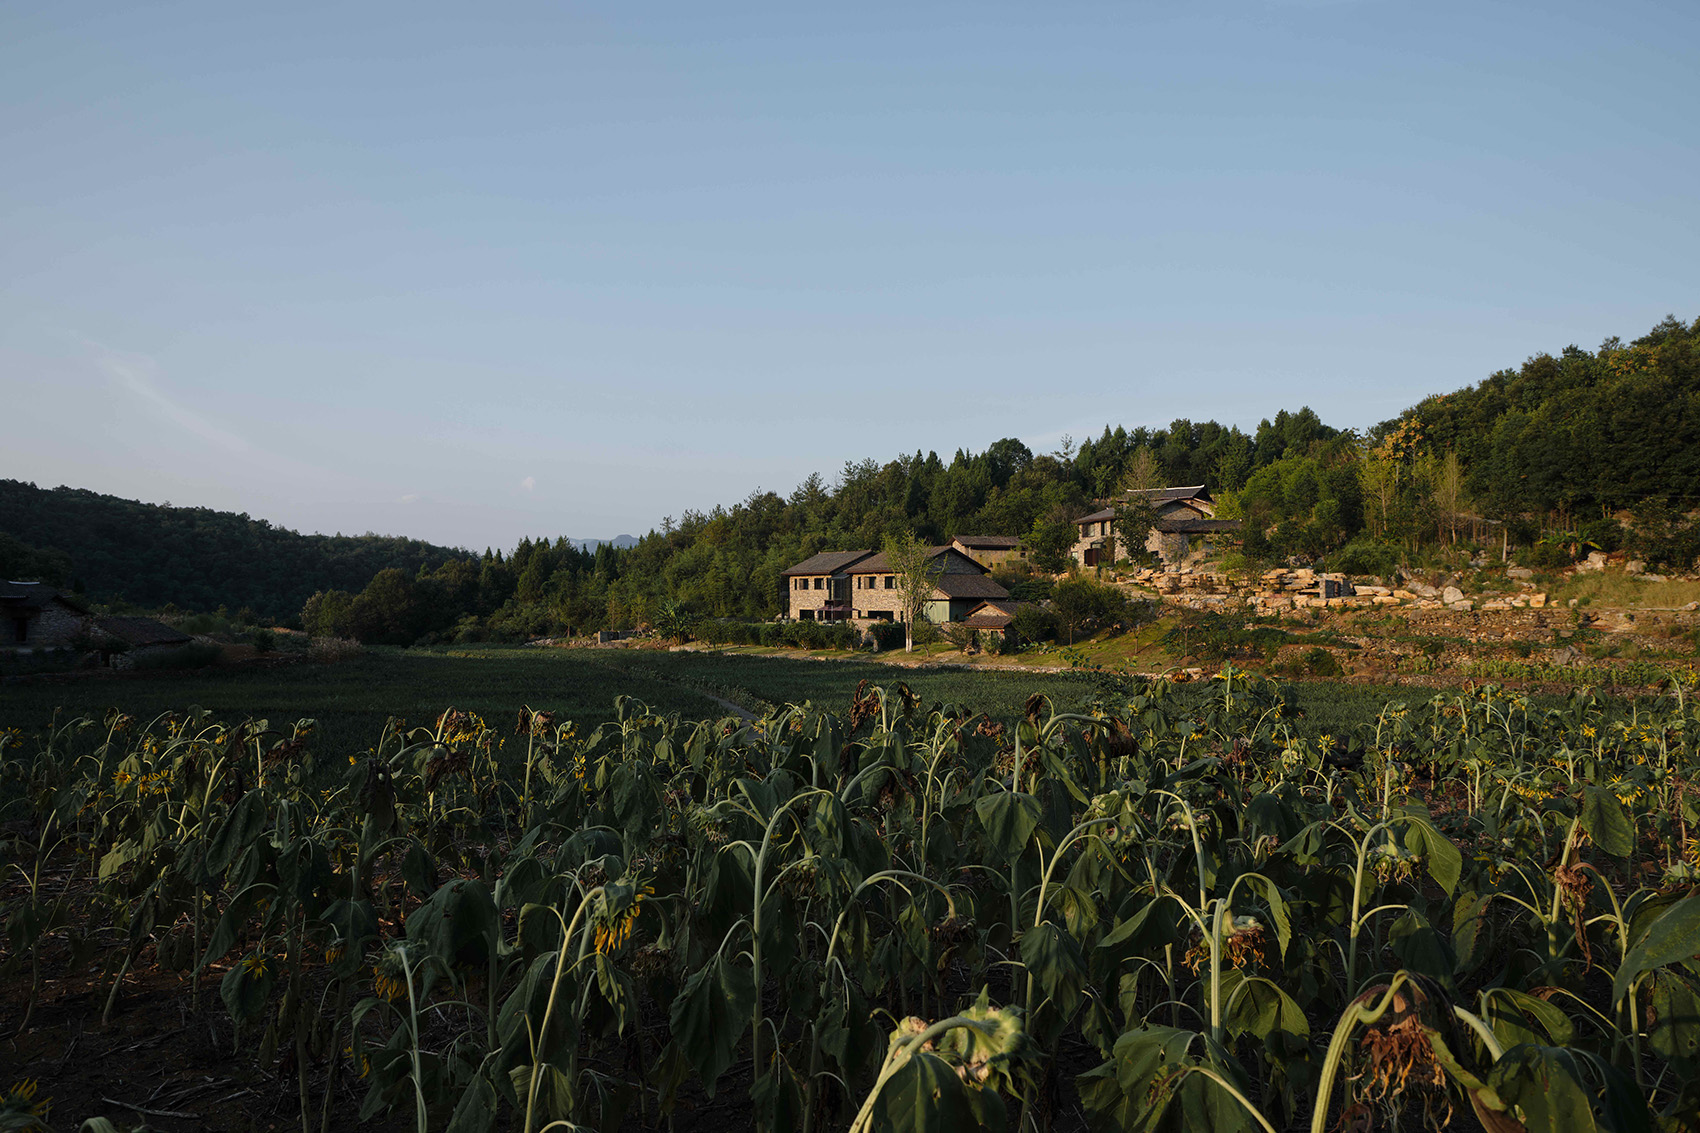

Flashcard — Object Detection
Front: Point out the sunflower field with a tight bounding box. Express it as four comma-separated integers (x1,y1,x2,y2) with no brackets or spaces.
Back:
3,667,1700,1132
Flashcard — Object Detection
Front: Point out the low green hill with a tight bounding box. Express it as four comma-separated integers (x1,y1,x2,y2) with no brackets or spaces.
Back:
0,480,466,623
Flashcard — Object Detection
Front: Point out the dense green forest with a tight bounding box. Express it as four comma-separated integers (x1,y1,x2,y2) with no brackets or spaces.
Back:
8,315,1699,644
0,480,465,621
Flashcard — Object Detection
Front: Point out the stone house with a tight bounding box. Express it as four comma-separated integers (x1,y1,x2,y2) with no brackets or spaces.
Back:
1126,485,1218,520
1,581,90,652
92,615,192,667
1072,486,1240,568
782,546,1013,628
960,599,1024,647
781,550,876,622
949,534,1029,570
845,546,1009,626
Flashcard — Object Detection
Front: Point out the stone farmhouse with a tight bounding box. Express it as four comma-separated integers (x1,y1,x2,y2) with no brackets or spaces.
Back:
92,615,192,667
783,546,1013,628
2,581,191,666
2,581,89,650
1073,485,1241,568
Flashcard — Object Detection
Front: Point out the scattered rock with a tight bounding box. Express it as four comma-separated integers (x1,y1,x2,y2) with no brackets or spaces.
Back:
1442,586,1465,605
1507,567,1534,581
1626,560,1646,575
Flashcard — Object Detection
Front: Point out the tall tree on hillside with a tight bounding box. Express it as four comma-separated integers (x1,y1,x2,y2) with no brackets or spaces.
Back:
884,532,941,653
1429,450,1465,545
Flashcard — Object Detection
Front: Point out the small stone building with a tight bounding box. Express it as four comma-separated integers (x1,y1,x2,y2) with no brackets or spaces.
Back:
92,615,192,667
1,581,90,652
961,599,1024,647
1073,486,1241,568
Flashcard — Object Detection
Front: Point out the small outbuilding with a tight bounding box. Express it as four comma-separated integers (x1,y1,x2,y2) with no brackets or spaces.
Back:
92,615,193,668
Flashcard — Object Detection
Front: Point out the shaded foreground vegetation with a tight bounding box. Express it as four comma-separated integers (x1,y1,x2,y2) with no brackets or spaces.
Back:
4,665,1700,1132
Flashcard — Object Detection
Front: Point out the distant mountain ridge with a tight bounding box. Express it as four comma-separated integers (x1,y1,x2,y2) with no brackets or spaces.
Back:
568,535,641,552
0,480,468,622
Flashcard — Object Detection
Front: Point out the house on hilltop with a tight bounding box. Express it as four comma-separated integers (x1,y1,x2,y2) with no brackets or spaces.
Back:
1125,485,1218,520
1073,485,1241,567
782,545,1012,628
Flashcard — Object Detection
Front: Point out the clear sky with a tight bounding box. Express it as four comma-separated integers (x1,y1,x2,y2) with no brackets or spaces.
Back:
4,2,1696,551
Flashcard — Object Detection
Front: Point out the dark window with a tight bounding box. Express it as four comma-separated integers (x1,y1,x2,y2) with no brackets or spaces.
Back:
884,576,895,589
813,578,823,590
12,617,29,643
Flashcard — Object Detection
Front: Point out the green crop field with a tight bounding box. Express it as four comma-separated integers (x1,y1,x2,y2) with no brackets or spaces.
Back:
1,644,1492,761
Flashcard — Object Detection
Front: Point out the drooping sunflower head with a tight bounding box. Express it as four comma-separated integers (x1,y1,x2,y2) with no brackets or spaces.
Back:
591,880,654,955
0,1079,51,1127
373,949,410,1003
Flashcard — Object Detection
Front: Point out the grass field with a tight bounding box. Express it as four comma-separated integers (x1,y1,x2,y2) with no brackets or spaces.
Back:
0,642,1516,760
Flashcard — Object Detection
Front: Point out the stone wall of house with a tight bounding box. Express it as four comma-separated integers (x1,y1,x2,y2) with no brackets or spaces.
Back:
1072,521,1172,567
6,601,88,650
787,575,855,620
952,543,1029,570
850,573,904,621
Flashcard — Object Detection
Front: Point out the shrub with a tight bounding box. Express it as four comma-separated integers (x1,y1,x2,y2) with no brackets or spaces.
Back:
1051,577,1128,643
307,636,364,663
867,621,906,651
1011,604,1057,645
1578,517,1623,553
1329,540,1400,578
1007,577,1055,603
1302,646,1343,677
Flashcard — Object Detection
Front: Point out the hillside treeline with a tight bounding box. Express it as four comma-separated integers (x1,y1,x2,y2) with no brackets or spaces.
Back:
299,408,1347,644
10,316,1698,642
301,314,1700,645
0,480,464,621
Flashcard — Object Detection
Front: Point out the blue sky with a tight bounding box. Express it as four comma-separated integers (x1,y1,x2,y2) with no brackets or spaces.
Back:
4,1,1696,550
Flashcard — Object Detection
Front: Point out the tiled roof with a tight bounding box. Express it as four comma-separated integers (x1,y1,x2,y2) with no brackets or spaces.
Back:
961,600,1022,628
1127,485,1212,506
94,616,192,647
932,573,1010,600
0,581,86,612
1074,508,1117,524
781,550,877,576
847,546,958,574
951,534,1022,548
1154,518,1242,534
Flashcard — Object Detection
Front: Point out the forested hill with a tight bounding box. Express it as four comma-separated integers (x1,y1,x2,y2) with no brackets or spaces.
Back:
1396,314,1700,516
0,480,466,621
7,314,1697,639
